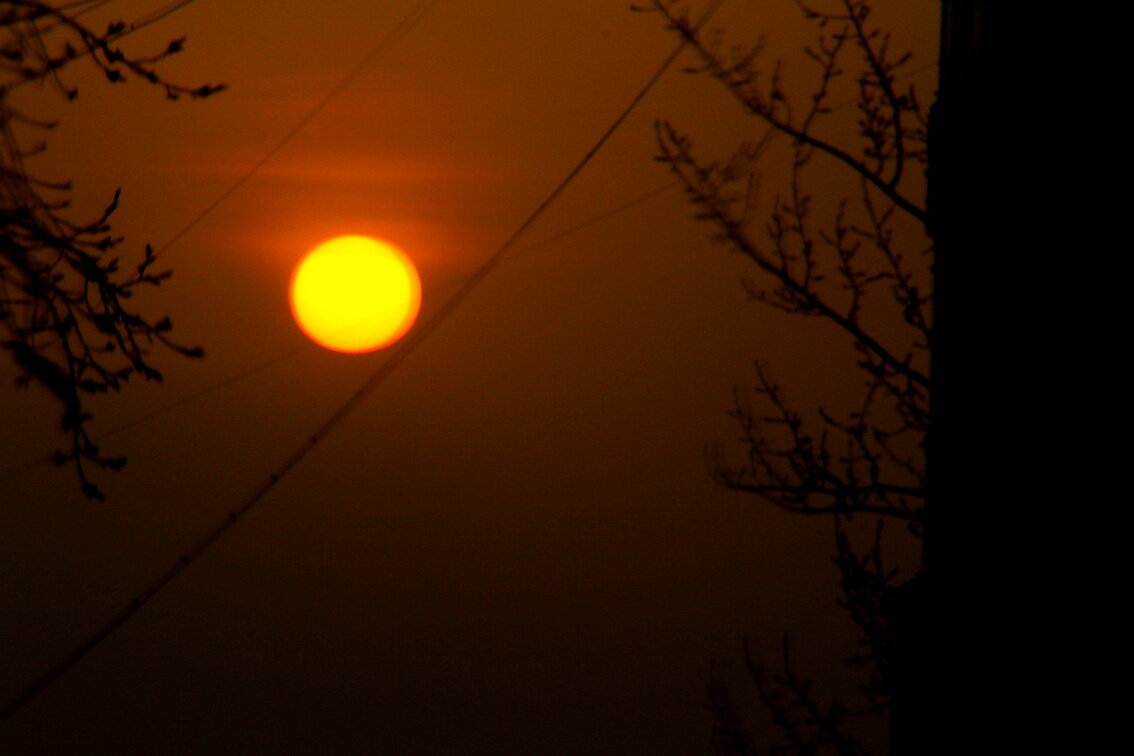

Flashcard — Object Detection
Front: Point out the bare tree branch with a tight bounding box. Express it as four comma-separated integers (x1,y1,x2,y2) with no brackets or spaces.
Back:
645,0,927,224
2,0,222,498
644,1,932,751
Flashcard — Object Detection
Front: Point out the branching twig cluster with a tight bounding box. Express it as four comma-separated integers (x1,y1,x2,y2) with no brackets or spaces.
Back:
639,1,932,751
1,1,222,499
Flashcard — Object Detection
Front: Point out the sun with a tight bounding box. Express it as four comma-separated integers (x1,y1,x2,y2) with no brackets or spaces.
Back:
289,235,421,353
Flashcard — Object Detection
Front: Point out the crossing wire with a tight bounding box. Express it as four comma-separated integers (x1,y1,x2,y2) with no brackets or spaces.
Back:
5,48,937,464
156,0,441,257
3,1,936,475
0,0,725,724
0,179,682,480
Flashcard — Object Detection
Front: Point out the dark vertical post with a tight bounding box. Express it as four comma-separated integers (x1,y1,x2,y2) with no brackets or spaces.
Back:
891,1,988,753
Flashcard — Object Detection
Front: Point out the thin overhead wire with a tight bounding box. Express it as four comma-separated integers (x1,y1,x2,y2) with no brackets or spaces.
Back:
0,180,681,480
68,0,198,29
29,1,202,50
155,0,440,257
2,0,435,479
107,179,681,440
3,0,933,477
502,180,680,262
127,0,200,30
0,0,725,725
61,0,118,16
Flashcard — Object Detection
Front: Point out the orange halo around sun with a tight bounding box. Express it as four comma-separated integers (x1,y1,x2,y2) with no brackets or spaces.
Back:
289,235,422,353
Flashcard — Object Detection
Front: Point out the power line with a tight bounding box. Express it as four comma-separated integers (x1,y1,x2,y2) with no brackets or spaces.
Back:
155,0,439,257
7,0,930,470
0,0,437,474
128,0,200,31
0,0,724,724
4,0,933,479
1,179,679,480
30,1,204,55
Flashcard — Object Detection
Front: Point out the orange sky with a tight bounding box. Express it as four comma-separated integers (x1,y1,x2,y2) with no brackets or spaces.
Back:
1,1,937,751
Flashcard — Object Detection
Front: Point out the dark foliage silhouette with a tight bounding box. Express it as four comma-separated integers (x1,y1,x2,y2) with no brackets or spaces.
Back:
1,1,223,498
638,0,932,751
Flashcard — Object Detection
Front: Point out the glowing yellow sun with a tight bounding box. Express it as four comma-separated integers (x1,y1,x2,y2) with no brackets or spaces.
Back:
289,235,421,353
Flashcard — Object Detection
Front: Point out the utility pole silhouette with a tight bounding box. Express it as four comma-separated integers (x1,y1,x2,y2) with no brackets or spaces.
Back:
893,1,995,753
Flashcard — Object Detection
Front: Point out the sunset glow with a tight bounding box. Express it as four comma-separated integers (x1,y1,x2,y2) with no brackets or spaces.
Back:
289,236,421,353
1,1,943,749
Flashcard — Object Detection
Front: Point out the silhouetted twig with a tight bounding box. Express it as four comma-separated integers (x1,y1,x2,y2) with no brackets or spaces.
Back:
640,1,931,750
1,0,222,498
